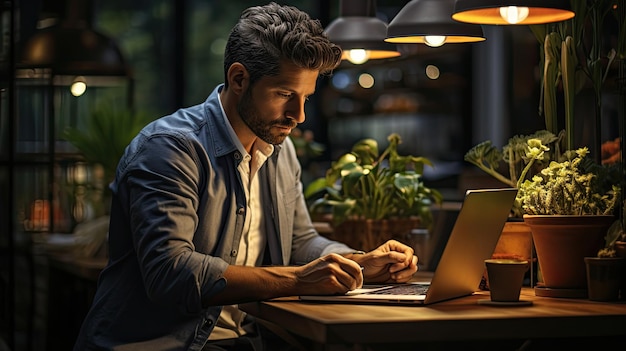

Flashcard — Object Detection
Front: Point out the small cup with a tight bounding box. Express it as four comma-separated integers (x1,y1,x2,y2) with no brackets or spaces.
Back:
485,259,529,302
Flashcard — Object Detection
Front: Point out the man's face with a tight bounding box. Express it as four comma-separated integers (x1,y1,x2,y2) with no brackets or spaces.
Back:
238,62,319,145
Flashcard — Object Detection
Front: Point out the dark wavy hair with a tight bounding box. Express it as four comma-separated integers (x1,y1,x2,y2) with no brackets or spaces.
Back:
223,2,342,89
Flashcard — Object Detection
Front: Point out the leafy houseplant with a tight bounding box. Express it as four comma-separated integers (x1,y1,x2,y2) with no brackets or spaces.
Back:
64,106,150,186
464,130,559,217
62,106,150,258
530,0,624,156
305,133,443,250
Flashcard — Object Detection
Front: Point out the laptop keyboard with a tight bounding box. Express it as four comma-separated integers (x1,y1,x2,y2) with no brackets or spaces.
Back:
370,284,430,296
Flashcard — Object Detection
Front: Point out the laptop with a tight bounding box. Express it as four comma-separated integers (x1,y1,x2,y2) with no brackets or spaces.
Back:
300,188,518,305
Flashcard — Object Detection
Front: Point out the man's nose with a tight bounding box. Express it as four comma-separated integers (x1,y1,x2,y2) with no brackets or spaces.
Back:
287,97,306,124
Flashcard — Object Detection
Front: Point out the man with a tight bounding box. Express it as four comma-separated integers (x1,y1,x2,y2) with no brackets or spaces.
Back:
74,3,418,350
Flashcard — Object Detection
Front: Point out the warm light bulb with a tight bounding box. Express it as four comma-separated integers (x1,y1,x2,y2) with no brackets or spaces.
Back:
346,49,370,65
499,6,529,24
424,36,446,47
70,76,87,97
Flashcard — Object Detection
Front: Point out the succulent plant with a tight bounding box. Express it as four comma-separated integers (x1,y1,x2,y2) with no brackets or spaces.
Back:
518,147,620,216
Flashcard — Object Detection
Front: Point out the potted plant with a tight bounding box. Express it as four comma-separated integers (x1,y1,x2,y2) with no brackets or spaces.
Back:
584,219,626,301
304,133,443,251
465,130,559,283
62,105,150,257
585,200,626,301
64,106,150,188
464,129,560,217
518,146,621,297
530,0,624,158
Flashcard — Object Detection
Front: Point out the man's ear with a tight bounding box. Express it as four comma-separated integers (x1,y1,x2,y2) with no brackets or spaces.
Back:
226,62,249,95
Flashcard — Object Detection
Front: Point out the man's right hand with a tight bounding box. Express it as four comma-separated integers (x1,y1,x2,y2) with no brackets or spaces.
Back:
203,253,364,307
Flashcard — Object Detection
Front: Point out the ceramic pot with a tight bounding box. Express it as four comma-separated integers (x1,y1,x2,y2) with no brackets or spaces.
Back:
585,257,626,301
481,220,534,290
524,215,614,292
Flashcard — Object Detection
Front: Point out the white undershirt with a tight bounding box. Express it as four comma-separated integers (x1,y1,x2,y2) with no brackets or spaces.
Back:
209,93,274,340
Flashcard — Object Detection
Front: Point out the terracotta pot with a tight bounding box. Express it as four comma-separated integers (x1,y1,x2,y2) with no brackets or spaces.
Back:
493,221,533,261
330,218,420,252
524,215,614,290
585,257,626,301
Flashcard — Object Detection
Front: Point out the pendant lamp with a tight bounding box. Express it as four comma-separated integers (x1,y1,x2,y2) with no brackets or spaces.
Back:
325,0,401,64
386,0,485,47
20,0,128,76
452,0,575,25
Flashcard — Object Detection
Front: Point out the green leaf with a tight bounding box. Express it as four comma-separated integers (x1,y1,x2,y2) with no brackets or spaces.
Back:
303,177,329,199
351,139,378,166
63,106,151,182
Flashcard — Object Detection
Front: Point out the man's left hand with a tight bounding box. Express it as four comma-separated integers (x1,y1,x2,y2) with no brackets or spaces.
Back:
347,240,418,283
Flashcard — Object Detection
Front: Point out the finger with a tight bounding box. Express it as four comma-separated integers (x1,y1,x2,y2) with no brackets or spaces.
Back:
388,253,420,273
327,254,363,290
351,267,365,290
384,241,415,266
385,251,413,273
343,261,364,289
333,263,362,291
384,239,415,254
390,255,419,282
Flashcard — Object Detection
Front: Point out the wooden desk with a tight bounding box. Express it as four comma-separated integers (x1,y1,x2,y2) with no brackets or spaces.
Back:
240,288,626,350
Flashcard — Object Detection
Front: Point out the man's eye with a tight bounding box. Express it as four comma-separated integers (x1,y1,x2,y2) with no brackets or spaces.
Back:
278,92,291,98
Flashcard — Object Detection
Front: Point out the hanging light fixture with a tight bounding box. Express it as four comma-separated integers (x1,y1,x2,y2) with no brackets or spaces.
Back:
325,0,401,64
19,0,128,75
452,0,575,25
385,0,485,47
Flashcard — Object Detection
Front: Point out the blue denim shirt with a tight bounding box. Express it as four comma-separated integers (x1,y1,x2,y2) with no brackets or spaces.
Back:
74,85,353,350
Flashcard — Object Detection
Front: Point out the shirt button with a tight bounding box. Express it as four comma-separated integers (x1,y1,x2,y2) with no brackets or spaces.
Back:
230,250,237,257
237,207,245,215
234,152,241,160
204,319,213,328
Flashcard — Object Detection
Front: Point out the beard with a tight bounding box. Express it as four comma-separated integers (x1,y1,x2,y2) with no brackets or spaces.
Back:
238,88,297,145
